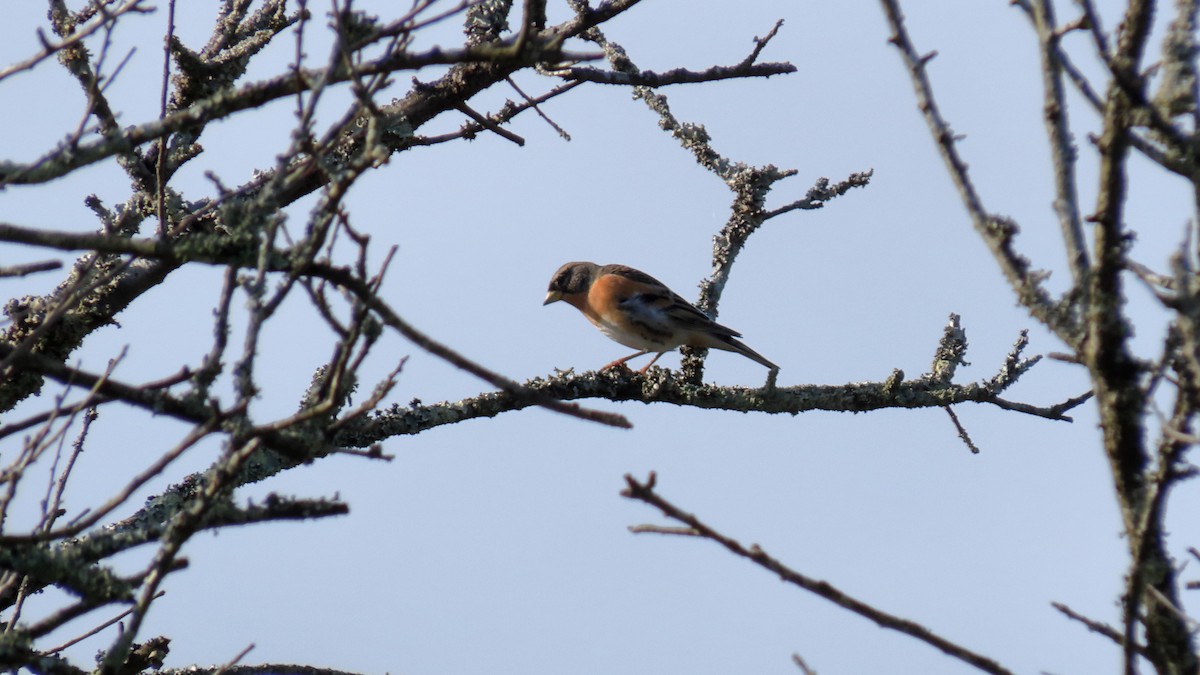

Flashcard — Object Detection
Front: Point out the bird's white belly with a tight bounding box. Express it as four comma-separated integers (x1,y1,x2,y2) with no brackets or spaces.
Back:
594,316,679,351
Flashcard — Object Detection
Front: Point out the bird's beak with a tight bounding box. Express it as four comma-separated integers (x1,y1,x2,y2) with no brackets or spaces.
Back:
543,290,563,305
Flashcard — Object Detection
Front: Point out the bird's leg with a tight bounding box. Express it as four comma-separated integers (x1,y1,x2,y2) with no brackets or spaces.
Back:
637,351,667,374
601,350,649,371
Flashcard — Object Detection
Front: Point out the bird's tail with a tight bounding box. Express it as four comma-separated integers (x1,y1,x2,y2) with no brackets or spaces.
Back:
715,336,779,370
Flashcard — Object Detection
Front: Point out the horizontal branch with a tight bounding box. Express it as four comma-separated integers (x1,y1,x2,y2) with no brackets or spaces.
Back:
0,342,361,463
336,366,1083,448
0,540,133,605
1,222,1079,435
556,61,795,86
0,259,62,277
0,491,347,613
160,665,367,675
0,43,538,186
0,222,260,264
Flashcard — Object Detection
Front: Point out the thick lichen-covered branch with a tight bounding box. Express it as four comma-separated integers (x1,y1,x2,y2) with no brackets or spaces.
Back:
339,326,1082,448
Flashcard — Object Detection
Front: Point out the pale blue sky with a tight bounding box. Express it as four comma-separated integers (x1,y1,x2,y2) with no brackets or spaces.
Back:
2,1,1195,673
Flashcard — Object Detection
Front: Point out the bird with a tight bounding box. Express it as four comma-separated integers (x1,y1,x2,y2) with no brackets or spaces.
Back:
543,261,779,373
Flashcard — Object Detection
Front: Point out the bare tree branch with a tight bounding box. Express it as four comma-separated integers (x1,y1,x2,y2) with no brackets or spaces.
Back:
882,1,1200,672
622,472,1017,675
1028,0,1090,285
553,60,795,86
880,0,1079,345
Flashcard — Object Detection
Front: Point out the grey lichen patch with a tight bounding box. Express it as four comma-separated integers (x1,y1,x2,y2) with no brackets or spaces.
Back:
927,313,968,383
139,474,204,528
0,541,134,603
465,0,514,44
882,368,905,396
235,446,295,485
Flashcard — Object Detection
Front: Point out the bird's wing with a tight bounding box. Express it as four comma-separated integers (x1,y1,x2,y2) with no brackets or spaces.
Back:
601,265,742,337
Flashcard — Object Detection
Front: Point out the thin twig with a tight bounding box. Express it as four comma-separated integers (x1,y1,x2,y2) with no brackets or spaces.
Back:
879,0,1075,344
211,643,255,675
556,60,795,86
155,0,178,238
505,76,570,140
791,653,818,675
1029,0,1089,285
42,591,165,654
0,0,150,82
944,406,981,454
622,473,1017,675
0,260,62,277
453,101,525,145
1051,601,1149,656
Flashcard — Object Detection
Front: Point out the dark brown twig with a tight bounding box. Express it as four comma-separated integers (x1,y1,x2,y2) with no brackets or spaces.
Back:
622,473,1017,675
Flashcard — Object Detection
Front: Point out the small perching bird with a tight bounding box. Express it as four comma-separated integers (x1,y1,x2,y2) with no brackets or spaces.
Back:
543,261,779,373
